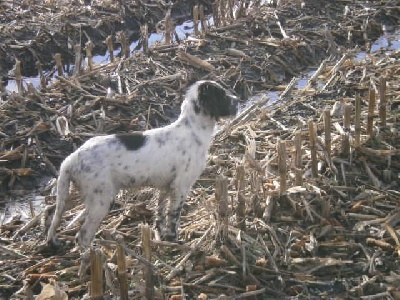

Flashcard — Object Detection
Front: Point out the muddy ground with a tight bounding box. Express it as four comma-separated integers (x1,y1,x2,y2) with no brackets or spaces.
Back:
0,0,215,79
1,0,400,299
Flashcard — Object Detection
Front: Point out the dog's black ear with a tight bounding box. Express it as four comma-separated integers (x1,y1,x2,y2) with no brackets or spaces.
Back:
197,82,229,120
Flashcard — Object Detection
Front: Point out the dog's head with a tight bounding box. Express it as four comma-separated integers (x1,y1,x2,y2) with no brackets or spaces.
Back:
187,81,238,121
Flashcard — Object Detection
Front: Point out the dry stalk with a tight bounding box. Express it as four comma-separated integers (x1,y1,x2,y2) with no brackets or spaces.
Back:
177,51,215,71
193,5,199,36
116,243,128,300
35,61,46,88
0,74,3,92
294,131,302,186
141,224,154,299
249,171,262,216
355,93,361,147
323,109,331,161
308,120,318,178
199,5,207,33
141,25,149,54
73,45,82,76
278,140,287,196
53,53,63,77
321,196,331,219
85,40,94,71
379,76,386,127
212,1,220,27
118,31,129,58
322,53,348,91
361,159,381,188
258,236,283,286
361,19,369,46
240,243,247,279
274,11,289,39
280,76,298,100
306,59,327,88
342,103,351,157
166,226,213,281
228,0,234,19
216,176,229,243
14,60,23,95
105,36,114,63
367,87,376,136
236,165,246,231
220,0,226,26
263,195,274,222
90,248,104,299
165,9,173,44
220,245,241,266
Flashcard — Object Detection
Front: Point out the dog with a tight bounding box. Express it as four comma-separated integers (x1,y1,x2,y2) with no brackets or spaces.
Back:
46,80,238,248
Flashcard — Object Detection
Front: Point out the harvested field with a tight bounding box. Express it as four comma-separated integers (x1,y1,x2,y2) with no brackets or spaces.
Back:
1,0,400,299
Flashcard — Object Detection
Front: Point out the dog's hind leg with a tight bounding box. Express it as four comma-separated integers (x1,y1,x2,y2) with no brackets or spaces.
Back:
154,190,168,240
47,161,72,246
76,186,115,248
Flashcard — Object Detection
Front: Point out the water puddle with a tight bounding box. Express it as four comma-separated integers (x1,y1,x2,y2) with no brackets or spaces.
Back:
239,26,400,115
1,176,54,225
1,195,46,225
5,18,213,92
355,27,400,61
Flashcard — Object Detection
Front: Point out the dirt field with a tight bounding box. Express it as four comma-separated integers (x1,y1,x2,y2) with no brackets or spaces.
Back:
1,0,400,299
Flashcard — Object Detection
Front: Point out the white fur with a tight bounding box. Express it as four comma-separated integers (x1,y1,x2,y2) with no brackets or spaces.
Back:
46,80,237,247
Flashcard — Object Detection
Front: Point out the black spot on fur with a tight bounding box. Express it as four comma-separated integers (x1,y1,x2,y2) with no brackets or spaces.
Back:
123,165,128,170
171,166,176,173
185,158,192,172
156,136,166,147
93,188,103,194
183,118,191,127
80,161,92,173
116,133,147,151
192,133,202,146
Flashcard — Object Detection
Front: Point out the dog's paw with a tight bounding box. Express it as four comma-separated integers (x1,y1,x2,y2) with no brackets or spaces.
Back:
35,238,67,256
161,232,184,244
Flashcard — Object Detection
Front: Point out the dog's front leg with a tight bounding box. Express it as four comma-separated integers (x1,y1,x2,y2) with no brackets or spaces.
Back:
163,187,188,241
78,247,91,279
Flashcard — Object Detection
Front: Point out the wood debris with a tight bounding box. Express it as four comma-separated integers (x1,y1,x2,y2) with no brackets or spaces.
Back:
1,0,400,299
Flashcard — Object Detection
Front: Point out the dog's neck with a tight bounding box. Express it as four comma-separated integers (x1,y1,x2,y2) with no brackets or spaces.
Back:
180,102,216,127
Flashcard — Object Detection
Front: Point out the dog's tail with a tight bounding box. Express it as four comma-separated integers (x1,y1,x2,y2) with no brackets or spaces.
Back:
46,156,73,246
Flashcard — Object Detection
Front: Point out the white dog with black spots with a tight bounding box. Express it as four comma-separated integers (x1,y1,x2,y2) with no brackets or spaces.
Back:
46,80,238,249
